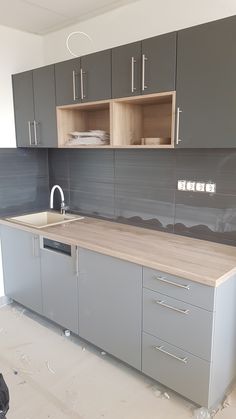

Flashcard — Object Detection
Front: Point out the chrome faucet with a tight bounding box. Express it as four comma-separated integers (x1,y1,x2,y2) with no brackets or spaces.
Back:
50,185,68,215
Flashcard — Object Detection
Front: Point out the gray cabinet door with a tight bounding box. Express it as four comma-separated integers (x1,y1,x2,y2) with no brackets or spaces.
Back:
81,50,111,102
40,244,79,334
112,42,142,98
176,16,236,148
142,32,176,94
33,65,57,147
78,248,142,369
55,58,81,106
12,71,35,147
0,225,42,314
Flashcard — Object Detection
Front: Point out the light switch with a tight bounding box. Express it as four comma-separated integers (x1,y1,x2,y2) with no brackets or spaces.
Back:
178,180,186,191
196,182,205,192
206,183,216,193
186,181,195,191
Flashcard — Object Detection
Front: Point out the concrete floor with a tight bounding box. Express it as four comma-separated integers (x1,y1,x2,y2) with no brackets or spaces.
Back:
0,303,235,419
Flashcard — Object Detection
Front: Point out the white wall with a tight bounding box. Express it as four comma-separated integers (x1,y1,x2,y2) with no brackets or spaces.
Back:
0,25,44,148
43,0,236,64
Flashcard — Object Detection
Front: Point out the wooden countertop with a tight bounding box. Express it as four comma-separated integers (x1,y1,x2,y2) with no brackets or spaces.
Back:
1,216,236,287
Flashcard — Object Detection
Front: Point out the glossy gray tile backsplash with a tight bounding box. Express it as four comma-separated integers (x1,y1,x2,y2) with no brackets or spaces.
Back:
48,148,236,246
0,149,49,217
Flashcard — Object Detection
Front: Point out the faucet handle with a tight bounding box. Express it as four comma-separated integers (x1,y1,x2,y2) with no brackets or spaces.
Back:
61,201,69,214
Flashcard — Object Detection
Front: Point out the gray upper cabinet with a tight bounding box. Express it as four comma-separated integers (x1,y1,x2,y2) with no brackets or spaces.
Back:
55,50,111,105
81,50,111,102
112,34,176,98
112,42,142,98
78,248,142,370
141,32,176,94
12,65,57,148
12,71,34,147
55,58,81,106
40,239,79,334
176,16,236,148
1,225,42,314
33,65,57,147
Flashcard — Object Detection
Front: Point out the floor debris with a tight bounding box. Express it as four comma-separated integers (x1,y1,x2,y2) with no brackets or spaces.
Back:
163,392,170,400
46,361,56,374
101,351,106,356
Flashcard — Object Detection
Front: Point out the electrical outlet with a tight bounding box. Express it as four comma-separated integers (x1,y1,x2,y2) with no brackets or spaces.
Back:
196,182,205,192
186,181,195,191
206,183,216,193
177,180,186,191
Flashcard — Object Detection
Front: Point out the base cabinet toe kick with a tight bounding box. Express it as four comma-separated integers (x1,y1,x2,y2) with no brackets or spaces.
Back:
1,225,236,409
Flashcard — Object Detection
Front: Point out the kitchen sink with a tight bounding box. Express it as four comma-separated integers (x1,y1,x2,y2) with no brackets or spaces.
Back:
6,211,84,229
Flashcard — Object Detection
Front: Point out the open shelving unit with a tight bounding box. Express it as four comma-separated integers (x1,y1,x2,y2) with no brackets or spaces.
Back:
56,91,176,148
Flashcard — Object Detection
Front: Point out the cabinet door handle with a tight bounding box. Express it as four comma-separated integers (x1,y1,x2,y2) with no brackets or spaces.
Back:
142,54,148,91
28,121,33,146
131,57,136,93
75,246,79,277
154,275,190,290
72,70,79,101
153,345,188,364
80,68,85,100
33,120,39,146
155,299,189,315
176,107,182,145
32,235,39,257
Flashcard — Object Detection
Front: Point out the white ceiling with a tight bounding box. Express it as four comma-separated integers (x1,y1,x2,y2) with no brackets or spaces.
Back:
0,0,138,35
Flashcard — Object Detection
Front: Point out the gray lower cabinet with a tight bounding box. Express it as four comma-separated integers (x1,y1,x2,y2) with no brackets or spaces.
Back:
12,65,57,148
40,239,79,334
78,248,142,369
142,267,236,409
176,15,236,148
0,225,42,314
142,332,211,407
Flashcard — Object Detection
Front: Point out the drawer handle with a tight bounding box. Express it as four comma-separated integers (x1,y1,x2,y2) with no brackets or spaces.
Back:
155,299,189,315
154,276,190,290
153,345,188,364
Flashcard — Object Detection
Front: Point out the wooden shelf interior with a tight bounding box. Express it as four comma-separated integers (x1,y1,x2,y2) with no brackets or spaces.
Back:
112,93,175,147
57,102,110,147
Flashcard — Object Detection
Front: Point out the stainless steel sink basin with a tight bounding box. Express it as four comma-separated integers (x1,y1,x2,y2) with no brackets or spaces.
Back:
6,211,84,229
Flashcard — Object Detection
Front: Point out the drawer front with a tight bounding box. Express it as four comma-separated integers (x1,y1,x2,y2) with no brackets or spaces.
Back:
143,289,213,361
143,267,215,311
142,332,210,407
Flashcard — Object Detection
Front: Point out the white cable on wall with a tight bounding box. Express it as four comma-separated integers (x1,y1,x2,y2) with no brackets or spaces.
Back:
66,31,94,57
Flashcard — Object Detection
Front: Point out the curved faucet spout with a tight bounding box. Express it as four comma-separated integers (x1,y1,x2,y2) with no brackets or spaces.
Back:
50,185,65,211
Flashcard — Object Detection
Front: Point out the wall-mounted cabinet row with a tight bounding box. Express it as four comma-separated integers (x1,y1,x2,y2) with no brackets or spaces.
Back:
1,224,236,409
12,15,236,148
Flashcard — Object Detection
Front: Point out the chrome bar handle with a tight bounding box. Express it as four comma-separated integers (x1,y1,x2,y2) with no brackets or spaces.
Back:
142,54,148,91
155,299,189,315
32,236,39,257
153,345,188,364
33,120,38,146
131,57,136,93
28,121,32,146
154,275,190,290
72,70,79,101
176,107,182,145
80,68,85,100
75,246,79,277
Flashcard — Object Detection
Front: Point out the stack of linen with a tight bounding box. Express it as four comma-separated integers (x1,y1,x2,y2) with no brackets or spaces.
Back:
66,130,110,145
